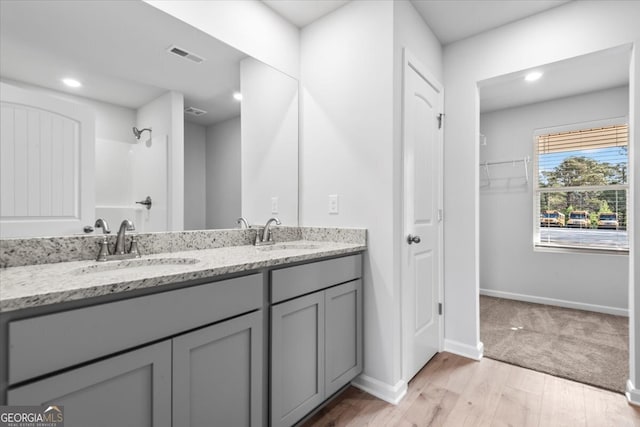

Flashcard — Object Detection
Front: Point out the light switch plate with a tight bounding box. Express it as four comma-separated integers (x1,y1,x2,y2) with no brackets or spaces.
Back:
328,194,339,214
271,197,279,214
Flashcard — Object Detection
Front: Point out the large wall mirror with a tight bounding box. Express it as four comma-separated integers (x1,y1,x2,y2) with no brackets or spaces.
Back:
0,0,298,238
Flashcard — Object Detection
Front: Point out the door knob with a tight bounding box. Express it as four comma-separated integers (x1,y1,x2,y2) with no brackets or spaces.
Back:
407,234,421,244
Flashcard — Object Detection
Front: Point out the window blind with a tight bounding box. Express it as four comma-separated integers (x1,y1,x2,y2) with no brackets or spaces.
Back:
537,124,628,154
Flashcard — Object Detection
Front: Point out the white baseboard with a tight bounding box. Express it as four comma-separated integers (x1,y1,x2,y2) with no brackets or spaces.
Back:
351,374,407,405
627,380,640,406
443,339,484,361
480,288,628,317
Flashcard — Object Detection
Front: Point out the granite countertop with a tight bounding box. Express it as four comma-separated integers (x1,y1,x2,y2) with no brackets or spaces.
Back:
0,240,365,313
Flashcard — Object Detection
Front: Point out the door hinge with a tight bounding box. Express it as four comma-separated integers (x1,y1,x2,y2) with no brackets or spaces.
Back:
438,303,443,315
437,113,444,129
438,209,443,222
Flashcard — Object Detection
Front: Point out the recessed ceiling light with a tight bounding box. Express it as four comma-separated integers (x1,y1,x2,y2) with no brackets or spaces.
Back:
233,92,243,101
62,78,82,88
525,72,543,82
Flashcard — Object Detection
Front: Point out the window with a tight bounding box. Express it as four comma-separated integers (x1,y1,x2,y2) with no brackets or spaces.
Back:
534,122,628,252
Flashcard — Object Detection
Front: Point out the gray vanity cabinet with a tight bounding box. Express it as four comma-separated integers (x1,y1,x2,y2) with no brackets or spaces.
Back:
9,311,263,427
8,340,172,427
270,254,363,427
4,273,264,427
1,252,365,427
271,291,326,427
173,310,263,427
325,279,363,397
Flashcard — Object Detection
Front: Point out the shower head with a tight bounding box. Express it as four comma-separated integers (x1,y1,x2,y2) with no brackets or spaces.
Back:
132,127,152,140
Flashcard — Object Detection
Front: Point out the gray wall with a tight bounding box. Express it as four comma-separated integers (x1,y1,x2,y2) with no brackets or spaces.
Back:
206,116,241,229
479,86,629,315
300,0,443,402
184,122,207,230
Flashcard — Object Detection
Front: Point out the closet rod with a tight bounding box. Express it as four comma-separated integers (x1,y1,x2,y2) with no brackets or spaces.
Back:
481,156,530,166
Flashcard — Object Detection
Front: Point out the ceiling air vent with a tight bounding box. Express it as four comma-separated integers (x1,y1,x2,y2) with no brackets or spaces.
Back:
167,45,205,64
184,106,208,117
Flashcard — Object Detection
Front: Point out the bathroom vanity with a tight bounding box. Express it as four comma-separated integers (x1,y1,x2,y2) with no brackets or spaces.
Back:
271,256,362,427
0,231,365,427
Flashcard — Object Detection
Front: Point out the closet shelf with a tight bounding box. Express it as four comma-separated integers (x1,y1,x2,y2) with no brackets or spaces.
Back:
480,156,530,186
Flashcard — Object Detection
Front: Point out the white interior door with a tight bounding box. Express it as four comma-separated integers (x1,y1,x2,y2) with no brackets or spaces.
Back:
0,82,94,238
402,50,444,382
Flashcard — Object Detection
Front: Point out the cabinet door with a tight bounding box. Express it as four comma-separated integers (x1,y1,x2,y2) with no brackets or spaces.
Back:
271,292,325,427
172,310,263,427
7,341,171,427
325,280,363,397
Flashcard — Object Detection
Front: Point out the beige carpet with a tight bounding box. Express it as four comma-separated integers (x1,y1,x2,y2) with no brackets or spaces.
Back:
480,295,628,393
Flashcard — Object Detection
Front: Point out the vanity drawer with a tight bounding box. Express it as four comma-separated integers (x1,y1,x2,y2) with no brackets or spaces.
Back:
271,254,362,303
8,273,263,385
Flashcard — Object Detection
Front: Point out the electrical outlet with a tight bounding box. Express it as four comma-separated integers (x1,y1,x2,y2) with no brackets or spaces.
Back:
271,197,279,214
328,195,339,214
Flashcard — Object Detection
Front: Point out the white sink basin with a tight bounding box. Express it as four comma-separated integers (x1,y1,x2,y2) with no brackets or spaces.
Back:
255,243,321,252
73,257,200,275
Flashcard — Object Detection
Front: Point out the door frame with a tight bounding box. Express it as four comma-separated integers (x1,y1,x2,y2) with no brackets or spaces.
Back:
400,48,445,383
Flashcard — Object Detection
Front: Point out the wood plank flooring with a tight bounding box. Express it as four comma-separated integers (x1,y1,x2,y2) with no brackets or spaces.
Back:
301,352,640,427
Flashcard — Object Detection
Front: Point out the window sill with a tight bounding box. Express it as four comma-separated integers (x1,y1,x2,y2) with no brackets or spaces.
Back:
534,243,629,256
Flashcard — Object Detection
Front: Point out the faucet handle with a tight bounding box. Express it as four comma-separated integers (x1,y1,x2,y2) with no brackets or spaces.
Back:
96,236,110,261
129,237,141,258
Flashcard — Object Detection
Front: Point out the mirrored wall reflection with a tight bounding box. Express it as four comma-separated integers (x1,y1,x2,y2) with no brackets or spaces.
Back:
0,0,298,238
183,58,298,231
240,58,299,228
184,113,241,230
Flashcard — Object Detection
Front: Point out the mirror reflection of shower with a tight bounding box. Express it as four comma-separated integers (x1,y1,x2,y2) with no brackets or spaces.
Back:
132,127,152,141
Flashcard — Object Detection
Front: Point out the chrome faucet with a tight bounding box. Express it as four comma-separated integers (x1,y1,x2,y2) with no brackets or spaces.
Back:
94,218,111,234
114,219,136,255
256,217,281,246
237,217,249,229
96,219,140,261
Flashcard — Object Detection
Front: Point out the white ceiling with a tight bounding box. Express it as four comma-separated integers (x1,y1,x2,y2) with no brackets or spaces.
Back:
0,1,247,126
479,45,631,113
264,0,629,112
263,0,351,28
262,0,571,45
2,0,628,123
411,0,571,45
